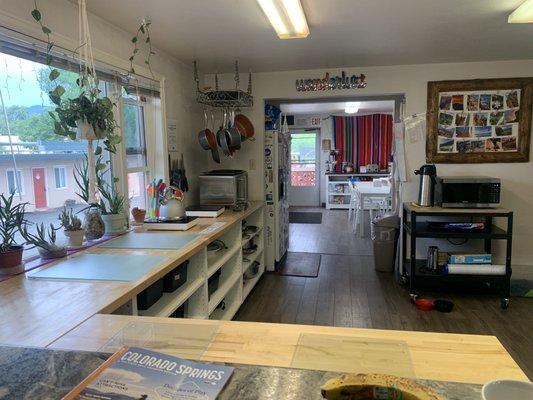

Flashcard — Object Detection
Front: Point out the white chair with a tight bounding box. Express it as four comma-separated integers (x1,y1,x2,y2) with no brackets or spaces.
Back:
348,182,362,234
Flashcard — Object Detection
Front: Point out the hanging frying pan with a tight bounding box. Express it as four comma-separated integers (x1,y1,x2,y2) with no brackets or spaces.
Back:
216,110,232,156
198,111,220,163
227,110,242,150
235,113,255,141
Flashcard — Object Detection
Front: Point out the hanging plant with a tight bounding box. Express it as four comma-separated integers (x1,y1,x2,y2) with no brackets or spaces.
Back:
31,1,121,154
128,18,155,76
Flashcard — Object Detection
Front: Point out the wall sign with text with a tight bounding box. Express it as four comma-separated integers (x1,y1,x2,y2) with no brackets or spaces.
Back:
295,72,366,92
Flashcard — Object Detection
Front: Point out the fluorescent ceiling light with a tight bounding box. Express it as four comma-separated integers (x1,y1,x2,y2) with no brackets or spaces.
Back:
257,0,310,39
508,0,533,23
345,102,359,114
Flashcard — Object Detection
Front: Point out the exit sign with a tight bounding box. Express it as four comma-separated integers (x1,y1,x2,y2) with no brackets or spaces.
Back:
310,116,321,126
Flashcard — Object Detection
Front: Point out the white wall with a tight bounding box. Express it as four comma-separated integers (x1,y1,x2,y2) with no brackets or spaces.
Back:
207,59,533,267
0,0,206,205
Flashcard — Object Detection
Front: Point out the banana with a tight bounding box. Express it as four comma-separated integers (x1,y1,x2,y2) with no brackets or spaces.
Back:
321,373,443,400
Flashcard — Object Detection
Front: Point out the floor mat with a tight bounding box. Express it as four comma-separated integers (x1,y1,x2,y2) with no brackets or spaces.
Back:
289,212,323,224
511,279,533,297
278,252,321,277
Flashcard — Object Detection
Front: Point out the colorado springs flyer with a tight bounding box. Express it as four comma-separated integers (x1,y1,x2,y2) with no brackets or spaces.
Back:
75,347,234,400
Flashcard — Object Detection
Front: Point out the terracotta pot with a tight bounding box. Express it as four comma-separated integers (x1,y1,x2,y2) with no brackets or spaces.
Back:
131,207,147,223
64,229,84,248
0,245,24,269
38,246,67,260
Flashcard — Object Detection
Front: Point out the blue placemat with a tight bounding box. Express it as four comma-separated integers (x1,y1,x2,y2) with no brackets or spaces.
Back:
28,253,167,282
99,232,200,250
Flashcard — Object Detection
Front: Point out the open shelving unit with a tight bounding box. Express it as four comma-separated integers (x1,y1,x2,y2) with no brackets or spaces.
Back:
326,173,389,209
122,206,266,321
402,203,513,309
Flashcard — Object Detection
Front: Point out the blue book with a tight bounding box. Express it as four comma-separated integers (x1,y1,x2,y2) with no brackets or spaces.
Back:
448,254,492,264
73,347,234,400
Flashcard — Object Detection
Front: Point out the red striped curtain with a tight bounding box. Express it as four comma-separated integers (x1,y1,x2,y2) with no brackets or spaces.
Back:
332,114,393,172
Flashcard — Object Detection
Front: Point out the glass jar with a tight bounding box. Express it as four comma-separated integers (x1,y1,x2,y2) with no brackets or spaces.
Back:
83,206,105,240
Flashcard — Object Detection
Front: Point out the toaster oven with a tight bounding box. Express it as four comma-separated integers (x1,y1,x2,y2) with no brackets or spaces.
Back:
435,176,501,208
199,170,248,207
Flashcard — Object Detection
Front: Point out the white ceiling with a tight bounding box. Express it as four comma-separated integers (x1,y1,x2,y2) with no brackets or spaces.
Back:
280,100,394,115
85,0,533,73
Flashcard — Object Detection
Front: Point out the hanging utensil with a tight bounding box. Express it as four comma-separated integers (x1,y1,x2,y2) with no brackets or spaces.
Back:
216,110,232,156
198,110,220,164
198,109,211,150
235,113,255,141
227,109,242,150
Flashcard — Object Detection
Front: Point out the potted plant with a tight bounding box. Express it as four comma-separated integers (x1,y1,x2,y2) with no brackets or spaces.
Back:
0,193,27,271
58,207,84,248
20,223,67,260
98,180,127,235
74,155,105,240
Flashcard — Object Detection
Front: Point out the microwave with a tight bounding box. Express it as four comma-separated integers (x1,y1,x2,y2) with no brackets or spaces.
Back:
199,170,248,207
435,176,501,208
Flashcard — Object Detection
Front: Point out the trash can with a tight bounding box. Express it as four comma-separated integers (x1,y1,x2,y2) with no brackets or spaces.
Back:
372,213,400,272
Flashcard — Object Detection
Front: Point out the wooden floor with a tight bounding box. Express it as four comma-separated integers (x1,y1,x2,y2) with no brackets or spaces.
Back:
235,207,533,380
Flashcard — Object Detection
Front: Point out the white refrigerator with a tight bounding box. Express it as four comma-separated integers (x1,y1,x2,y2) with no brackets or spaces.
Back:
264,128,290,271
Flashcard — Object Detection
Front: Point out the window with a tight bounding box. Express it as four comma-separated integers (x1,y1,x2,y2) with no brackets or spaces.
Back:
1,35,162,260
122,94,151,212
54,166,67,189
290,132,317,186
6,169,24,195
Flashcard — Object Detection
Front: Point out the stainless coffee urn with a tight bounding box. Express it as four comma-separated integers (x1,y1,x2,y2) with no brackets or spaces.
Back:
414,164,437,207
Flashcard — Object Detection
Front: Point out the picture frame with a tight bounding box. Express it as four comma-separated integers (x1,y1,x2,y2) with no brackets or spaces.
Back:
426,77,533,163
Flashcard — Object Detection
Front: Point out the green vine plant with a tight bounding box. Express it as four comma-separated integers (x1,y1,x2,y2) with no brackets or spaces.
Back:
129,18,155,77
31,1,121,154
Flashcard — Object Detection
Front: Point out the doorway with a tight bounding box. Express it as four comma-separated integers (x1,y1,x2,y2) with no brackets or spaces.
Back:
289,129,319,206
32,168,47,209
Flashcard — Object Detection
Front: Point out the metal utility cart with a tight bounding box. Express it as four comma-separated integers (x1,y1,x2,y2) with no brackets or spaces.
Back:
401,203,513,309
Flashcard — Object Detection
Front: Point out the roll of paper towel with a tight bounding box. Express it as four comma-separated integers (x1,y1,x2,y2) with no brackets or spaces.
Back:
446,264,505,275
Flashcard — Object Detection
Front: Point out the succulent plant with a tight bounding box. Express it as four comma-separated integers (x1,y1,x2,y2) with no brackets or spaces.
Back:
58,207,83,231
19,223,62,252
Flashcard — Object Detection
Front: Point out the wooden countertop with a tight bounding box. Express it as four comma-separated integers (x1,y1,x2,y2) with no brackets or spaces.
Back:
0,202,263,348
48,314,529,385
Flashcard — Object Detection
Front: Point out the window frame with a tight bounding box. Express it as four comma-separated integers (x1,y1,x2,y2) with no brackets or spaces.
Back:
53,165,68,190
6,168,24,195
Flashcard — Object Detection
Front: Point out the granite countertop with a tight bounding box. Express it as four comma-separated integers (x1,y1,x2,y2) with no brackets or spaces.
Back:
0,346,482,400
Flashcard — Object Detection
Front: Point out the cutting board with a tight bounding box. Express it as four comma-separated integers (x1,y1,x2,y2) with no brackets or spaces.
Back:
28,254,167,282
99,232,200,250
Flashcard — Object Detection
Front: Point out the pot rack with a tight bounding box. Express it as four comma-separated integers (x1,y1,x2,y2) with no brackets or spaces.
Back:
194,60,253,109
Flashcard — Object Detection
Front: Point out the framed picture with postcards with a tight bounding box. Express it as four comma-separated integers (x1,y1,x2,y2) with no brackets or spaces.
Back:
426,77,533,163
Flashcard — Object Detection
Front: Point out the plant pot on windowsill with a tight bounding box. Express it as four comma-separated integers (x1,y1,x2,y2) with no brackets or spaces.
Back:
64,229,84,248
38,245,67,260
102,213,127,235
75,118,97,141
0,245,24,270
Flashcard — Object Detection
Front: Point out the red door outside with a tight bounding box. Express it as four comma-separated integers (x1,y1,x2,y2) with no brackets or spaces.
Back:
32,168,47,209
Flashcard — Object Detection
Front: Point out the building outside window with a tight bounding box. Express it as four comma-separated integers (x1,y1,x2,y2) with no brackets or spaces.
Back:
6,169,24,195
0,53,160,259
54,166,67,189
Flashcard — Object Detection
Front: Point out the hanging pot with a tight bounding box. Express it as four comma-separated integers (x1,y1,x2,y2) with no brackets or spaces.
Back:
227,110,242,150
216,110,232,156
235,114,255,141
75,118,97,140
198,111,220,163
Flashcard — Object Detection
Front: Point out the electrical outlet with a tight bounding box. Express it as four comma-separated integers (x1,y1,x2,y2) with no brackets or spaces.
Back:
249,159,256,170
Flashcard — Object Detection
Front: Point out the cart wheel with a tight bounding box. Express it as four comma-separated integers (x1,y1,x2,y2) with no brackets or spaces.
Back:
410,294,418,303
500,298,509,309
399,276,408,286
